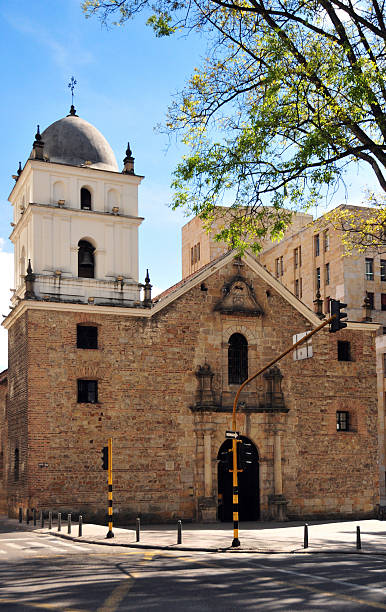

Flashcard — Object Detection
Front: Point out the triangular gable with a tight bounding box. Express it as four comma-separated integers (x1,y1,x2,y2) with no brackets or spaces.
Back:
151,249,322,325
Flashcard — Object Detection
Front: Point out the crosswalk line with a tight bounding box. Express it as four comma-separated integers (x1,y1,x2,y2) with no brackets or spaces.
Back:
46,538,92,551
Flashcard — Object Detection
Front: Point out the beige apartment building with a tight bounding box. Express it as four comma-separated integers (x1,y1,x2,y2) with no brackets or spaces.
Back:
182,206,386,329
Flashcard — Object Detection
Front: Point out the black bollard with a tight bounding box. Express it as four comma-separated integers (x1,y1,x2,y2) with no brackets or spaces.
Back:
40,511,44,529
356,526,361,550
68,513,71,534
304,523,308,549
78,515,83,537
33,508,37,526
18,507,22,523
48,511,52,530
177,520,182,545
26,509,30,525
57,512,61,532
136,517,140,542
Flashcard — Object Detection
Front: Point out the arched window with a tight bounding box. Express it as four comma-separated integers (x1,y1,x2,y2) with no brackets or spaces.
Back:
228,333,248,384
78,240,95,278
81,188,92,210
19,246,26,280
14,448,19,482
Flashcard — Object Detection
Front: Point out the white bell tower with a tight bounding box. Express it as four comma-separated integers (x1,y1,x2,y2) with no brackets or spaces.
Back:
9,106,145,307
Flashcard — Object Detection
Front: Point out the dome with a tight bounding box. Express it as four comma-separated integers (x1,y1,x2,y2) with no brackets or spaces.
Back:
39,114,119,172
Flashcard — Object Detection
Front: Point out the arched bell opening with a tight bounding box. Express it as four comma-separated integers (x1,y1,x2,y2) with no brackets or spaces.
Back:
78,240,95,279
80,187,92,210
217,436,259,522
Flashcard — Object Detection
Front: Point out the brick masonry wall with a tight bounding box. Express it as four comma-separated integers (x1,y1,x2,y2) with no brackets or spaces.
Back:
4,258,380,521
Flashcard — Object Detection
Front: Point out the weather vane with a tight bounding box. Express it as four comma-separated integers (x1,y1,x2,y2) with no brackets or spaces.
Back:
68,76,77,106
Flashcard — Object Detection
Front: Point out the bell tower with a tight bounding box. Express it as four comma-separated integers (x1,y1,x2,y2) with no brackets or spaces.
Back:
9,106,144,307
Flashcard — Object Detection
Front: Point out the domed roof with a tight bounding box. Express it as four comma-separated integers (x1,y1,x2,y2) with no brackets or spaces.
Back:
39,113,119,172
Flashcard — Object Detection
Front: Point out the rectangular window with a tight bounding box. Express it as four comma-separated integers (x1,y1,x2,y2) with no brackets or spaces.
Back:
294,248,298,269
275,258,280,278
314,234,320,257
325,263,330,285
338,340,351,362
77,380,98,403
299,278,302,298
382,294,386,311
299,246,302,267
280,256,284,276
295,279,299,298
383,327,386,335
191,247,194,266
77,325,98,349
365,257,374,280
337,411,349,431
367,292,374,309
383,354,386,376
381,260,386,282
324,230,329,252
316,267,320,290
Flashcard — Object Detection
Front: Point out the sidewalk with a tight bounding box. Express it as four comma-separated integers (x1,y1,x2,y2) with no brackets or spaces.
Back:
3,515,386,554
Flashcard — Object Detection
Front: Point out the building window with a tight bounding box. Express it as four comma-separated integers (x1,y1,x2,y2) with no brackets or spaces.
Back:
295,279,299,298
382,294,386,311
78,240,95,279
365,257,374,280
299,246,302,267
324,230,329,252
316,267,320,290
294,248,299,269
314,234,320,257
299,278,302,298
275,258,280,278
14,448,19,482
80,188,92,210
325,263,330,285
77,380,98,403
381,260,386,282
383,353,386,376
280,256,284,276
383,327,386,335
228,333,248,384
77,325,98,349
367,292,374,309
191,243,201,267
336,411,349,431
338,340,351,361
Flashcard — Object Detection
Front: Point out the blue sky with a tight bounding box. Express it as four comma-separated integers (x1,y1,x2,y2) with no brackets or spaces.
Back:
0,0,381,370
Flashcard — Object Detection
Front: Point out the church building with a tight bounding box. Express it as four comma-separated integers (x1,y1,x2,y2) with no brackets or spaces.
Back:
0,106,382,523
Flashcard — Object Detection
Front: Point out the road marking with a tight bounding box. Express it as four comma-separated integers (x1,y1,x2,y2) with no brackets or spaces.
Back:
0,597,83,611
273,578,386,610
46,539,92,552
256,563,386,597
96,576,134,612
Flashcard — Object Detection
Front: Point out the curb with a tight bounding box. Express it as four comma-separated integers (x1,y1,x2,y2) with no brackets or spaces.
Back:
45,530,386,556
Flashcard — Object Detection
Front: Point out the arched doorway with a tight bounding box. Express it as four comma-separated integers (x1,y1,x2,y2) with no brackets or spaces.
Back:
217,436,259,521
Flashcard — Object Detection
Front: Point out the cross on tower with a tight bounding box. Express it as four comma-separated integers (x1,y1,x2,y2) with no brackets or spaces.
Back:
68,76,77,105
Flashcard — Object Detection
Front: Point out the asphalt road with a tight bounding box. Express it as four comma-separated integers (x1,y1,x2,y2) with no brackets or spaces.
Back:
0,527,386,611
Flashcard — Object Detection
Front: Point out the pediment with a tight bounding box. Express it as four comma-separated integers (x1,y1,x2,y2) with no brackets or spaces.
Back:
214,275,263,316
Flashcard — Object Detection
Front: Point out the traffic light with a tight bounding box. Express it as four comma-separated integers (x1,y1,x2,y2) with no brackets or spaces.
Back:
329,299,348,333
101,446,108,470
238,440,254,471
219,447,233,471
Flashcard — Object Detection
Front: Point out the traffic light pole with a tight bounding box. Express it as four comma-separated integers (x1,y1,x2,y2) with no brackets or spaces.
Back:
106,437,114,539
230,312,338,547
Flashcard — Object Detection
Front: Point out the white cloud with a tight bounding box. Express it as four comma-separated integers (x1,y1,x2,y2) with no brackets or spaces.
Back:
0,241,13,372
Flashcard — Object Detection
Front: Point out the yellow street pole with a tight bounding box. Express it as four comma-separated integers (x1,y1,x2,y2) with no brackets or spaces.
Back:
106,437,114,539
230,314,334,547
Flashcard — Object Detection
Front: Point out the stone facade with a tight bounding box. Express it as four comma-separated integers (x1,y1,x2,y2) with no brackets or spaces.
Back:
2,253,381,521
